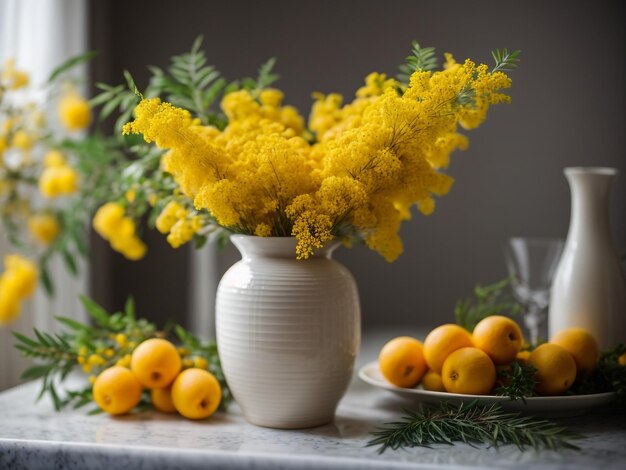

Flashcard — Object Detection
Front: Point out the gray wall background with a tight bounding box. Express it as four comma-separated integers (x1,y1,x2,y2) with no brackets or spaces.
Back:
90,0,625,328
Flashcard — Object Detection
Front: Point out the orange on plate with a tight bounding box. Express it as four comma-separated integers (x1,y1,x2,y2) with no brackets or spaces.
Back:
441,347,496,395
378,336,427,388
528,343,577,395
551,328,599,380
472,315,524,365
423,324,474,374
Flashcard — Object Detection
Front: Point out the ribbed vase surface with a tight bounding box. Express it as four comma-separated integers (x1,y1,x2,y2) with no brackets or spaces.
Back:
216,235,361,429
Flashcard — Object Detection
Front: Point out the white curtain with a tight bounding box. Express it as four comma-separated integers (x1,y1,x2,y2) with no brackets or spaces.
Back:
0,0,88,391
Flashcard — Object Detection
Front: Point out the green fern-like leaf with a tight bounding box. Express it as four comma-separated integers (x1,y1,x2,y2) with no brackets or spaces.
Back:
491,48,521,73
397,41,438,83
256,57,279,90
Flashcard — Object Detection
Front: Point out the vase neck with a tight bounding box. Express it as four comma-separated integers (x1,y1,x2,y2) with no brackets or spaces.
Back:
230,235,339,260
565,167,616,237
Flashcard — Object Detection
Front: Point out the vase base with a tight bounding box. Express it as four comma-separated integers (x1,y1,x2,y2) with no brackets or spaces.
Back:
243,413,335,430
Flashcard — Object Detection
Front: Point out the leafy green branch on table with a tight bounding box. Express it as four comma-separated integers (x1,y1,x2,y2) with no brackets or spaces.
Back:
13,295,230,413
368,400,580,453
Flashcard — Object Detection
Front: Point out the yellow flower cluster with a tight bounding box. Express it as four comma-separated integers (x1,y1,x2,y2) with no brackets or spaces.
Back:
38,150,78,197
58,92,92,132
93,203,147,260
0,59,29,90
123,58,511,260
27,213,60,245
0,254,38,325
155,201,203,248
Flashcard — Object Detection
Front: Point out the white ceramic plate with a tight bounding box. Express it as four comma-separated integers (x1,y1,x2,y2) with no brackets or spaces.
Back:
358,361,615,416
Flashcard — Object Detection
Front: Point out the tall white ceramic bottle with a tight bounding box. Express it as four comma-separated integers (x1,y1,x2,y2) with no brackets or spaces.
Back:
549,167,626,348
216,235,361,429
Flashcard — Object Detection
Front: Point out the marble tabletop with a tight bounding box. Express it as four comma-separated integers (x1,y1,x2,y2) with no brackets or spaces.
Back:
1,329,626,470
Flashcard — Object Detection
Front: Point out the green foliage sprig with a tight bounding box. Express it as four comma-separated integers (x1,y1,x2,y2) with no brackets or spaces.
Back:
491,48,521,73
13,295,231,413
454,277,522,331
495,362,538,402
368,400,580,453
397,41,439,83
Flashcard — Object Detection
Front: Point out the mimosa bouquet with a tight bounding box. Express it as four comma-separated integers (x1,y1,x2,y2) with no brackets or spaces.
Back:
105,40,518,261
0,40,519,325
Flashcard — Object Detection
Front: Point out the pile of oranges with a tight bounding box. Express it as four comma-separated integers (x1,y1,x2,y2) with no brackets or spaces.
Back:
379,315,600,396
92,338,222,418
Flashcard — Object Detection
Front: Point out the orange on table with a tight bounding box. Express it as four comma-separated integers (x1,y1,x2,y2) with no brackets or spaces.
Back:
378,336,427,388
528,343,577,395
423,324,474,374
171,368,222,420
421,370,446,392
151,385,177,413
550,328,599,380
131,338,182,389
93,366,142,415
472,315,524,365
441,347,496,395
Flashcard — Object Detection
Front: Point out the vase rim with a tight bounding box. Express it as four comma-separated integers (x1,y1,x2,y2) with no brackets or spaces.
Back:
564,167,618,176
230,234,340,259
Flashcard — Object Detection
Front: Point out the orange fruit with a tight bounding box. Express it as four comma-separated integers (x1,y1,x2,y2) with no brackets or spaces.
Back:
528,343,577,395
423,324,474,374
441,347,496,395
619,353,626,366
131,338,181,389
550,328,599,380
151,385,176,413
421,370,446,392
378,336,427,388
516,350,531,363
472,315,524,365
171,368,222,420
93,366,142,415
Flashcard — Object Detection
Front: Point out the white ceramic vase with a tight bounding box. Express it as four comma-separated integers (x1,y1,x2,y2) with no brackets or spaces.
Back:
215,235,361,429
549,167,626,348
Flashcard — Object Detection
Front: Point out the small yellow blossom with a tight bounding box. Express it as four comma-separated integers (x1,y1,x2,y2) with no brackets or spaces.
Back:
39,166,78,198
125,190,136,203
182,358,193,369
104,348,114,358
58,93,92,131
89,375,97,385
77,356,86,365
116,354,131,368
92,203,147,260
43,150,66,168
177,347,190,357
82,364,92,373
115,333,127,348
1,59,29,89
87,354,105,366
27,214,60,245
11,130,33,150
192,356,208,369
78,346,88,356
